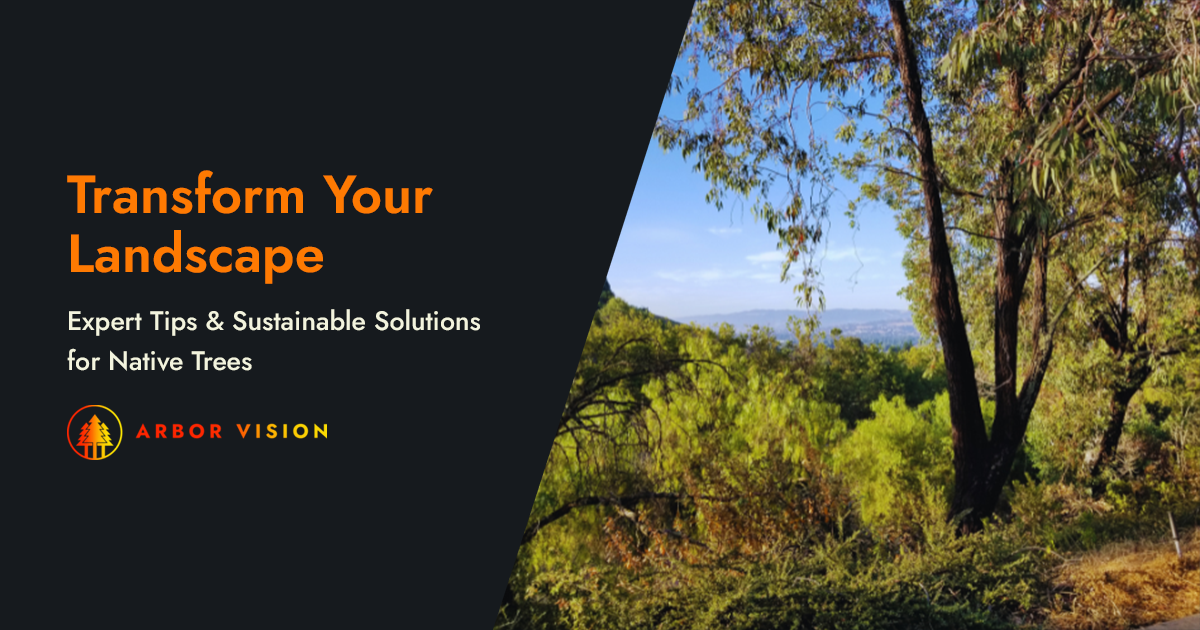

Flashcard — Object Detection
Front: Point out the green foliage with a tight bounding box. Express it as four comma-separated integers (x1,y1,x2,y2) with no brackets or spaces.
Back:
1008,473,1200,554
1024,249,1200,484
814,336,946,425
507,0,1200,624
510,527,1046,630
505,286,1198,628
1024,341,1121,482
1143,351,1200,484
833,395,956,538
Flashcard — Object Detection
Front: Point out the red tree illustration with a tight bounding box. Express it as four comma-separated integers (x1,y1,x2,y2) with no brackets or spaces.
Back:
77,415,110,459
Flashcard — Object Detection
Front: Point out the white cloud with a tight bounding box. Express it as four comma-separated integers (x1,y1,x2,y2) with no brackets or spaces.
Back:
708,227,743,236
746,250,785,264
655,268,746,283
628,227,689,242
821,246,883,264
823,247,859,261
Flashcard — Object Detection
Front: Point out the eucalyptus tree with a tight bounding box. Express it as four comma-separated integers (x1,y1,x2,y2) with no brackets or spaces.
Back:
1076,199,1199,478
656,0,1197,529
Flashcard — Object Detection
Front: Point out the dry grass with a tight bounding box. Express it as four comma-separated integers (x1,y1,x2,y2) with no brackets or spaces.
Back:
1045,526,1200,630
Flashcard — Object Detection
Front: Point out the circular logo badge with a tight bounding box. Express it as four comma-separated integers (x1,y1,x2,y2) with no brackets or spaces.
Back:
68,405,123,461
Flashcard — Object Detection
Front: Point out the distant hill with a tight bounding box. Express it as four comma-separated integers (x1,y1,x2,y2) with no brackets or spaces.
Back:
598,279,615,310
679,308,921,347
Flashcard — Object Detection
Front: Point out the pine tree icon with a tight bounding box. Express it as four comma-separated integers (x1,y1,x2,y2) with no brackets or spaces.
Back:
97,421,113,458
77,415,112,459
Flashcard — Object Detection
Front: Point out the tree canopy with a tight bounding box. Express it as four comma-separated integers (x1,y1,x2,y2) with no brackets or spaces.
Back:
655,0,1198,529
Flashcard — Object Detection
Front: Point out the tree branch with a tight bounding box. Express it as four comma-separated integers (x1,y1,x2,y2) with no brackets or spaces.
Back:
823,51,891,66
1035,18,1096,125
521,491,733,545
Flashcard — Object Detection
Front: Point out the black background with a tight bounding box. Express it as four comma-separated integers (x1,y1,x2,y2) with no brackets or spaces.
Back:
11,3,695,627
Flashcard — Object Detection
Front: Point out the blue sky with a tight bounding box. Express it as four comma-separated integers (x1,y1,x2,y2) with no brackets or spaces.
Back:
607,63,913,320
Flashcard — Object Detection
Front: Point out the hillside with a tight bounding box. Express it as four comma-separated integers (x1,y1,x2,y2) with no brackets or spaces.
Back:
503,281,1200,630
681,308,921,346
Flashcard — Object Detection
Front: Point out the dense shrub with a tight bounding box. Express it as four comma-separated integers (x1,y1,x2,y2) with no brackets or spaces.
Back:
832,394,956,540
507,526,1046,630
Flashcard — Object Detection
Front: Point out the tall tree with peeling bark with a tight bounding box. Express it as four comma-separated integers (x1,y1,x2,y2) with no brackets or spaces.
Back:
656,0,1197,530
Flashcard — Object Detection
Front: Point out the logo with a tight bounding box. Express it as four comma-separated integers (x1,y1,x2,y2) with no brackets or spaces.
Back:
68,405,123,460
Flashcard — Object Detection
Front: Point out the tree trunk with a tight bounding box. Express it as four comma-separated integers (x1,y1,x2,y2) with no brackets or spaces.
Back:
886,0,1062,531
887,0,992,531
1090,354,1155,480
1090,386,1138,478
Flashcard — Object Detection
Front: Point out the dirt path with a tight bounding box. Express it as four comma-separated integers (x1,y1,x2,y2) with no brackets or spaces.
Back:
1141,615,1200,630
